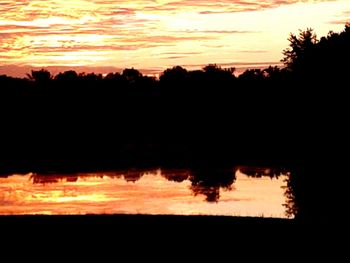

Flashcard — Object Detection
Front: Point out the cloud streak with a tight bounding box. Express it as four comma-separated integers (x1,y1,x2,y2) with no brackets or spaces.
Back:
0,0,348,74
153,0,334,14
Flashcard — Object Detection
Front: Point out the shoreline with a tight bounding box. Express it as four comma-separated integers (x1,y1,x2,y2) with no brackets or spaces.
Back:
0,214,294,227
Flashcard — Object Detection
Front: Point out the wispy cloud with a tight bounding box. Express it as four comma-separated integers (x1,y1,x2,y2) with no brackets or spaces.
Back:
0,0,348,74
329,19,350,24
174,29,259,34
329,8,350,24
156,0,333,14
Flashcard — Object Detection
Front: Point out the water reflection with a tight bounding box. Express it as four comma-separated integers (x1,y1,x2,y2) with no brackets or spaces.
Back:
0,168,291,218
238,166,288,178
189,168,235,202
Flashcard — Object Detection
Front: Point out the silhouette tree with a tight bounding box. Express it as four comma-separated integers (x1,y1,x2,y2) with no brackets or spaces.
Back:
79,72,103,81
203,64,235,75
281,28,318,73
279,24,350,222
26,69,52,84
317,24,350,78
54,70,78,82
238,68,265,82
202,64,236,85
104,72,122,81
159,66,188,85
122,68,143,84
263,66,287,81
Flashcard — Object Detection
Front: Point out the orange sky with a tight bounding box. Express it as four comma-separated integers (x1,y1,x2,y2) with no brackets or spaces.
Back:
0,0,349,77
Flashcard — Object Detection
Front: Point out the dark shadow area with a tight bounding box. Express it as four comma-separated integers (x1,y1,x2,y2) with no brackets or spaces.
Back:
1,24,349,224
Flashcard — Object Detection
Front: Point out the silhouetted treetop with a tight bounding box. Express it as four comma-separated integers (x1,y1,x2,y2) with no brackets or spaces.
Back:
159,66,188,84
55,70,78,82
282,24,350,83
282,28,318,71
26,69,52,83
238,68,265,82
122,68,143,83
203,64,235,75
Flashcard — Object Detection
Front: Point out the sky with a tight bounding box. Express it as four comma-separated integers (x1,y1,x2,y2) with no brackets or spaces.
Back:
0,0,349,77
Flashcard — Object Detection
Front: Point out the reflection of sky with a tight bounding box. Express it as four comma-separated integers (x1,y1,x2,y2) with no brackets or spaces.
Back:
0,170,289,218
0,1,349,76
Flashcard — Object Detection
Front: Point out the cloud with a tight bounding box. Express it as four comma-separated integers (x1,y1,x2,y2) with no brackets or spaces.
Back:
329,19,349,24
157,0,333,15
162,52,201,55
174,29,259,34
162,56,188,59
239,50,268,53
328,9,350,25
0,0,345,70
179,61,284,75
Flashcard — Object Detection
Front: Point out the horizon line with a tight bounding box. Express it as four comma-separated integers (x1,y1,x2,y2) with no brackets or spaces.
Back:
0,61,283,78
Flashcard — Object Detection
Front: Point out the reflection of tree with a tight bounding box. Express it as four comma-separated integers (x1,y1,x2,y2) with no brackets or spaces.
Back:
30,170,160,184
190,185,220,203
29,169,236,203
239,167,287,179
161,169,235,202
189,168,236,202
28,167,295,217
31,174,61,184
161,170,190,183
123,170,145,183
283,174,298,218
30,173,122,184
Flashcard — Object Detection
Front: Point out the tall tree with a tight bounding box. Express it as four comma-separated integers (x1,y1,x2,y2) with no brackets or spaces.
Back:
282,28,318,73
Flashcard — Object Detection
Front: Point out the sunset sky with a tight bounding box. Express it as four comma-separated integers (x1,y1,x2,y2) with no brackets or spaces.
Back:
0,0,349,77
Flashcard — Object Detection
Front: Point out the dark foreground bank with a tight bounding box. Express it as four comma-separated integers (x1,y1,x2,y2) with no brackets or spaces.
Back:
2,214,332,247
0,214,297,237
1,215,328,256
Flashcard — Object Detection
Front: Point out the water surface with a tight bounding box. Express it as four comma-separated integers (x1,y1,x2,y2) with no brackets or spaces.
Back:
0,168,290,218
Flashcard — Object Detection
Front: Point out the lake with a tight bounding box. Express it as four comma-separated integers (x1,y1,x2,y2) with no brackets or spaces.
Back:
0,167,291,218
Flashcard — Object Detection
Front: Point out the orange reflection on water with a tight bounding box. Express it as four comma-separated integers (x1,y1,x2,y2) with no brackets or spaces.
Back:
0,169,290,218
